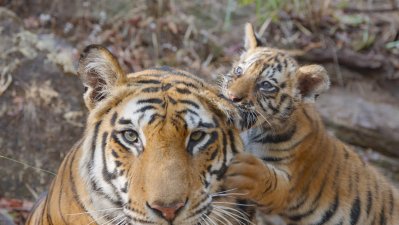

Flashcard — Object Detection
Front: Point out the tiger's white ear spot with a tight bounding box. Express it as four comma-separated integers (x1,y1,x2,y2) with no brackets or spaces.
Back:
78,45,126,110
244,23,262,50
296,65,330,103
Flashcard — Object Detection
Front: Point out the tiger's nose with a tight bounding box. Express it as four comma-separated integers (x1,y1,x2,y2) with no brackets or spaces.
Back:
148,201,185,221
229,93,243,103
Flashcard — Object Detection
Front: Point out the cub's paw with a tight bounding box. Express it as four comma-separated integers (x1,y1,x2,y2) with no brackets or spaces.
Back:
224,153,271,203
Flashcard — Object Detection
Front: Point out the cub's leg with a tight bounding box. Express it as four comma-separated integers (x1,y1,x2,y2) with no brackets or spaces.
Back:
224,153,290,213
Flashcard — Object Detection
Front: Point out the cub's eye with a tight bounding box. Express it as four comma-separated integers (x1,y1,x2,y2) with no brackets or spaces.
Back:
234,66,243,76
190,131,206,142
260,81,277,92
122,130,139,144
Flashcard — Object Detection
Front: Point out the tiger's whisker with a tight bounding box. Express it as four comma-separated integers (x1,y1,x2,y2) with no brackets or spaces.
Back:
213,207,246,225
214,205,254,225
213,201,255,207
211,209,233,225
86,213,110,225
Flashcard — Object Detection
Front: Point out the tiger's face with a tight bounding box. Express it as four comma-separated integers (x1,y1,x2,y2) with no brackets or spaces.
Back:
77,46,250,225
221,23,329,130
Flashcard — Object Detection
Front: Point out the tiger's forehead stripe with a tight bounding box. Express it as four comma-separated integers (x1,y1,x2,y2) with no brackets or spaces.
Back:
90,68,208,121
118,91,215,133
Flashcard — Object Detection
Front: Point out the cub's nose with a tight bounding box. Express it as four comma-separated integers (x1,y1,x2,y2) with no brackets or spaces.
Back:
229,93,243,103
147,201,186,221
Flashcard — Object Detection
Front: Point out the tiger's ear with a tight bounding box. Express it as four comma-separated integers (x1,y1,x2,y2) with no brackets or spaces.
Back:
296,65,330,103
198,89,239,126
78,45,126,110
244,23,262,50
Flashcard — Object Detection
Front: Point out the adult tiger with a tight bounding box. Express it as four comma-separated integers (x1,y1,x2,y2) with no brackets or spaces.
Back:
26,45,255,225
221,23,399,225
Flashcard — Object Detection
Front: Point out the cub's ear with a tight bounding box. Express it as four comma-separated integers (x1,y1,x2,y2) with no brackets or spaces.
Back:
296,65,330,103
244,23,262,50
78,45,126,110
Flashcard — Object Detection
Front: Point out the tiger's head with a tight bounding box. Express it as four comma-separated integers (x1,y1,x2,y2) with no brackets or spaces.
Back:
221,23,330,130
77,45,252,225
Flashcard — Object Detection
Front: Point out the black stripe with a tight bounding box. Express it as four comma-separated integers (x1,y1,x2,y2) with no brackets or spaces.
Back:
111,112,118,126
101,132,117,180
112,132,125,149
136,79,161,84
176,108,199,116
209,148,219,160
90,121,102,160
57,151,73,224
101,132,123,205
135,105,156,113
69,148,94,223
168,96,177,104
267,102,279,114
148,113,163,125
313,194,339,225
210,131,228,180
178,99,200,109
228,129,238,154
253,125,296,143
262,154,293,162
198,131,218,152
350,197,361,225
335,219,344,225
121,182,128,193
112,149,119,158
288,158,330,221
388,188,394,216
187,131,218,154
366,190,372,215
380,205,387,225
173,80,200,89
118,119,131,125
142,87,160,93
137,98,163,104
276,63,282,72
162,83,172,91
198,121,215,128
176,87,191,94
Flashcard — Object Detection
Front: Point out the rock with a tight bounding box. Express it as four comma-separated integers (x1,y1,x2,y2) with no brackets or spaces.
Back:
316,85,399,157
0,7,85,199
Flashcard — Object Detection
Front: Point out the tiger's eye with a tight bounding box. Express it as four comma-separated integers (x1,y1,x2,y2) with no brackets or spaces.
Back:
190,131,205,142
122,130,139,144
234,66,243,76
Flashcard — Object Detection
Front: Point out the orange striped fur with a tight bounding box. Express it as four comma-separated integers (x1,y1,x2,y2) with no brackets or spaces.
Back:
26,45,255,225
221,23,399,225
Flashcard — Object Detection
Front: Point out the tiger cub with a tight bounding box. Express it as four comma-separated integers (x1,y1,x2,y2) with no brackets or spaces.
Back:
221,23,399,225
26,45,255,225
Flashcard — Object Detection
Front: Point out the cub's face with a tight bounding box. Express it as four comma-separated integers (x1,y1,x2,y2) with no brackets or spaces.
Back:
78,46,250,225
222,47,300,129
221,23,329,130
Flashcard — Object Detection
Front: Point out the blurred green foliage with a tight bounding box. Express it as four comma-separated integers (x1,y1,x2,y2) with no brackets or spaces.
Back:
238,0,289,22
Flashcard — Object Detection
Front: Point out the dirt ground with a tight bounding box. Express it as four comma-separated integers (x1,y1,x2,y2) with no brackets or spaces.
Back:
0,0,398,224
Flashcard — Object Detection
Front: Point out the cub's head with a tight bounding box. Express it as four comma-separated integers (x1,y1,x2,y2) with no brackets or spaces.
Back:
221,23,330,129
77,45,252,225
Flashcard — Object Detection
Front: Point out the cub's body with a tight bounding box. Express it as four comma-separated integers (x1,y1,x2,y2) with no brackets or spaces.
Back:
222,23,399,225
